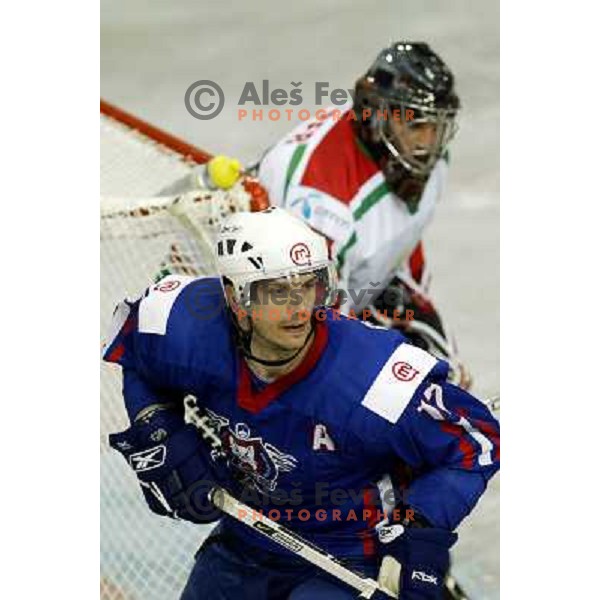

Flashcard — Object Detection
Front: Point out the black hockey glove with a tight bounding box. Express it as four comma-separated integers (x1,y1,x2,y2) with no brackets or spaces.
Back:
109,405,228,523
368,508,457,600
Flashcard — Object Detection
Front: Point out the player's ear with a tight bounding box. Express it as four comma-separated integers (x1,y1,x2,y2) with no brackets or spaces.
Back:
223,279,251,333
222,278,238,309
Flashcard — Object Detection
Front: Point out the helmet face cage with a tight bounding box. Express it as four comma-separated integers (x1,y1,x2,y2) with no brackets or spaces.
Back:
378,101,459,176
355,42,460,179
234,262,337,311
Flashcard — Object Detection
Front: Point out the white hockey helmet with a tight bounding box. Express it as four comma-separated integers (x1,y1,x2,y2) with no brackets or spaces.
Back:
215,207,337,309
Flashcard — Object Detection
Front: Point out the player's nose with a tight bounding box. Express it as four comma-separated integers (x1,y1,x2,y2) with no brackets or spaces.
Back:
286,303,312,322
419,124,437,147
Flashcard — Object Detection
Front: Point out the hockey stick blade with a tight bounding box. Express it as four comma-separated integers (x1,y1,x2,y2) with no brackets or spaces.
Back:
485,395,500,414
209,486,395,598
444,573,473,600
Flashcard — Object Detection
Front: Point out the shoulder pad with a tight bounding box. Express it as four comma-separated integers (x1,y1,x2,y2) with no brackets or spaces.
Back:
361,342,442,424
138,275,197,335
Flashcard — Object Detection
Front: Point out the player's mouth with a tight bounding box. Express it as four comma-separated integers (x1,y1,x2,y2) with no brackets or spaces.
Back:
281,321,309,336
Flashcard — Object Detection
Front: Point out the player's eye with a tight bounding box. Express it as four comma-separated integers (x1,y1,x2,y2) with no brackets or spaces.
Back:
270,285,287,295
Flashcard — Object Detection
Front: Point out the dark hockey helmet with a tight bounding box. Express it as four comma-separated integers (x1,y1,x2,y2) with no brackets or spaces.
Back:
354,42,460,191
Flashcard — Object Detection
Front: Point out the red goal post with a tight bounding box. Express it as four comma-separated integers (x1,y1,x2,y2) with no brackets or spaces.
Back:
101,99,212,167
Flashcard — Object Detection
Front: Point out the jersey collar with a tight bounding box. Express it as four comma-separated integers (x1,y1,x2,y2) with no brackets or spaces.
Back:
237,320,329,414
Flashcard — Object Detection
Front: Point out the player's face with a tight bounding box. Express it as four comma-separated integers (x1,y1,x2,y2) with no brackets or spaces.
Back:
250,273,318,354
389,118,438,160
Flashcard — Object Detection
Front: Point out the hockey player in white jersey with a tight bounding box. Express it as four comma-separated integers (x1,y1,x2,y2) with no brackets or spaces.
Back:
105,207,499,599
258,42,470,388
158,43,469,388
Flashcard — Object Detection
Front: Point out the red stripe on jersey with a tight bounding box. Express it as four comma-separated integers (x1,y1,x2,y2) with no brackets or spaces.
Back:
409,242,425,284
105,313,136,364
300,116,380,204
441,422,477,469
106,343,125,363
360,488,379,558
122,314,136,334
237,320,329,414
456,407,500,463
473,418,500,461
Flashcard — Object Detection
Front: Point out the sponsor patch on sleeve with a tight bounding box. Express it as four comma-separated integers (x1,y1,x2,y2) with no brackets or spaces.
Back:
361,343,438,423
138,275,195,335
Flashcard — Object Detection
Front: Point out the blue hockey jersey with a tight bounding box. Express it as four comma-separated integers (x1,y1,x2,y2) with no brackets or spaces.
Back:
103,274,499,561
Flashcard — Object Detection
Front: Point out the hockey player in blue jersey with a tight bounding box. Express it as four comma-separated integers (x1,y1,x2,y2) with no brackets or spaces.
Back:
104,207,499,599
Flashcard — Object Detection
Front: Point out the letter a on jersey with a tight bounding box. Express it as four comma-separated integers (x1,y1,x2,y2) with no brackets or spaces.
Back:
312,424,336,451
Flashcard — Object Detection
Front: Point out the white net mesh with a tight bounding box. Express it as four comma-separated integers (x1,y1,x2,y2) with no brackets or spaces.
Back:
100,103,250,599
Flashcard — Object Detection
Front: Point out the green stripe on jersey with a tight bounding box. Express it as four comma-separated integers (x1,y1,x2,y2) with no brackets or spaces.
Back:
336,231,357,272
284,144,307,198
352,181,389,221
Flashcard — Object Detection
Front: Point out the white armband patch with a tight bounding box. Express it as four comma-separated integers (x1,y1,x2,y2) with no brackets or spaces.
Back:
138,275,196,335
361,343,438,423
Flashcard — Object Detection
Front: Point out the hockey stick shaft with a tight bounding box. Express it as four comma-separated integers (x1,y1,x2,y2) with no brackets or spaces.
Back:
190,396,478,599
208,486,395,598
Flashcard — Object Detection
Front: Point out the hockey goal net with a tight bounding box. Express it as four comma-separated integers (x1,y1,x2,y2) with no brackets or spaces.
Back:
100,100,257,599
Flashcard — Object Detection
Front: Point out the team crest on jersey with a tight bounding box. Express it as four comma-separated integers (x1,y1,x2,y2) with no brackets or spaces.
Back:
222,422,298,492
184,397,297,493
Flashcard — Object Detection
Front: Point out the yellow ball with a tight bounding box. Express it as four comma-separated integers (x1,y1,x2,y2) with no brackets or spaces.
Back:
207,155,242,190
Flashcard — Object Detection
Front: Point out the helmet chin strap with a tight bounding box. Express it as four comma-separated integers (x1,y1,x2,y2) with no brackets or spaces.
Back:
231,310,316,367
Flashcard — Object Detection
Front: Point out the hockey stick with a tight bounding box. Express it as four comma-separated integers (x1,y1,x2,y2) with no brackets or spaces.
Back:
484,395,500,414
444,574,472,600
209,486,476,600
187,398,480,599
186,400,391,597
208,485,395,599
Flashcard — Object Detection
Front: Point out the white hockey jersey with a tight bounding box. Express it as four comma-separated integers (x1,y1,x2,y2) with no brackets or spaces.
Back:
258,106,448,313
